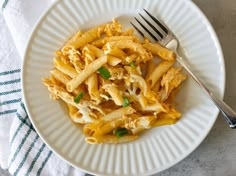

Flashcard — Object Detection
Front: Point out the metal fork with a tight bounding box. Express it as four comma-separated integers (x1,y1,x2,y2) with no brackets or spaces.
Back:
131,9,236,129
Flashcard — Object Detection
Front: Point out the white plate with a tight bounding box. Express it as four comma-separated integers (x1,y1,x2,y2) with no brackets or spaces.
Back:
22,0,225,175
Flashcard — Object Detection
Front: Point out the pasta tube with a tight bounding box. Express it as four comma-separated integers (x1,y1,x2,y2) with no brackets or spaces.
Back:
146,60,175,88
85,135,138,144
67,55,107,92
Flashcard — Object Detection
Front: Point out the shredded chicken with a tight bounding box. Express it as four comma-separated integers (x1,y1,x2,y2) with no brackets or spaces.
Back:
160,67,187,101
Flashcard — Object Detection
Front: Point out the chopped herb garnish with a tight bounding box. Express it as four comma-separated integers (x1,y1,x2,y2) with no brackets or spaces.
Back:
115,128,129,137
98,66,111,79
130,61,136,68
74,92,84,103
122,97,130,107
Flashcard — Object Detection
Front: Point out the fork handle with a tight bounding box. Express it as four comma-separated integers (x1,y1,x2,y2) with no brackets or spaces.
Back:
177,56,236,128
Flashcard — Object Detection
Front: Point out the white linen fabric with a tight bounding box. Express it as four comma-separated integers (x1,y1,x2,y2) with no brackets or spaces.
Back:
0,0,85,175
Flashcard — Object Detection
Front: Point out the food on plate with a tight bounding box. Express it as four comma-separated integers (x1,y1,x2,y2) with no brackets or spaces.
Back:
42,19,186,144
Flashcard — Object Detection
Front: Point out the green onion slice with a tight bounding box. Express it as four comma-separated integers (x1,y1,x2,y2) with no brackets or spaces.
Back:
130,61,136,68
74,92,84,103
122,97,130,107
115,128,129,137
98,66,111,79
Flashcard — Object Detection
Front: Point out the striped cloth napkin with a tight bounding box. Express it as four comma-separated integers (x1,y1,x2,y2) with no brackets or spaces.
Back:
0,0,86,175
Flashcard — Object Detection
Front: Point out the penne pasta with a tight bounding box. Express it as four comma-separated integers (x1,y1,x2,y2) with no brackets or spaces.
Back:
67,55,107,92
42,19,186,144
152,117,177,127
124,115,157,129
104,47,127,59
107,55,122,66
82,44,104,58
67,103,85,124
130,127,145,135
87,73,99,102
85,135,138,144
65,31,83,46
145,59,156,79
50,69,71,86
93,36,139,48
143,41,176,61
83,107,135,136
66,24,106,49
92,118,124,136
102,106,136,121
53,58,78,78
146,60,175,88
103,83,123,106
104,40,152,61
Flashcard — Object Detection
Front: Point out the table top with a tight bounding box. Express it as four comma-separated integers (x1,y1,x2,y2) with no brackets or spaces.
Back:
1,0,236,175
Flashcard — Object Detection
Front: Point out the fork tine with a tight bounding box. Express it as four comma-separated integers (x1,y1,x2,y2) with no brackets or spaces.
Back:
134,17,159,41
130,22,145,38
138,13,164,39
143,9,169,34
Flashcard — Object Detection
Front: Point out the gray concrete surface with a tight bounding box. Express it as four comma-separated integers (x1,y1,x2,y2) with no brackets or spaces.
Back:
1,0,236,175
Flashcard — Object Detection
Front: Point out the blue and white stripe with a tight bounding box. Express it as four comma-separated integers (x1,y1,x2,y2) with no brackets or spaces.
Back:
0,69,22,118
0,68,55,175
8,103,54,176
1,0,9,9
